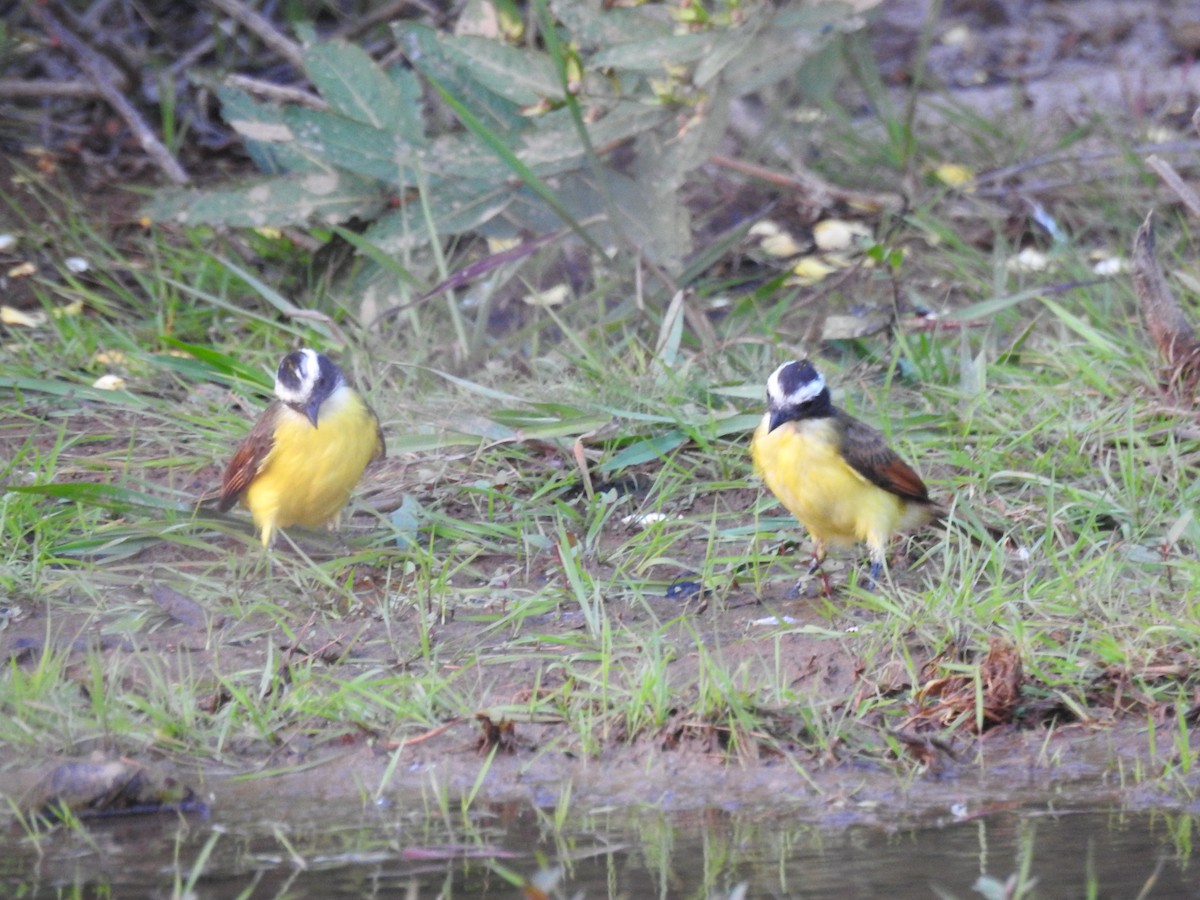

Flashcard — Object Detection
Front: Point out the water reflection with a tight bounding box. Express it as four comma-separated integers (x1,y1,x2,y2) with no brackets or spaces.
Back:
1,797,1193,897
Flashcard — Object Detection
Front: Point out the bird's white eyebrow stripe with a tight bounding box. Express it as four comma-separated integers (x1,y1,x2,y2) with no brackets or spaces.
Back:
767,363,825,407
273,349,321,405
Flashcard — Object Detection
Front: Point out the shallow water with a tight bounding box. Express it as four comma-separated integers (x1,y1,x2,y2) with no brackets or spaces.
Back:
3,790,1194,898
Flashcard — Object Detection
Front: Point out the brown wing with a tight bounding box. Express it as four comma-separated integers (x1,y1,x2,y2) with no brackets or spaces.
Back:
217,403,280,512
836,410,931,505
369,403,386,461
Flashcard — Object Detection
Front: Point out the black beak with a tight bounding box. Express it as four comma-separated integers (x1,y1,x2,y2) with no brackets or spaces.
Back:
304,397,321,428
768,409,788,433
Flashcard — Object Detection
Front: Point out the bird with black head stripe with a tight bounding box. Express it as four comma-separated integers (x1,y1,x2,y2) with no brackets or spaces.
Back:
218,348,385,547
751,359,939,589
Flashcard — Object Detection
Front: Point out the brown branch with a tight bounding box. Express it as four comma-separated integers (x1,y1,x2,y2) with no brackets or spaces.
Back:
224,74,327,109
1145,155,1200,219
330,0,440,41
0,78,110,98
1132,211,1200,399
208,0,306,72
26,4,190,184
708,153,905,213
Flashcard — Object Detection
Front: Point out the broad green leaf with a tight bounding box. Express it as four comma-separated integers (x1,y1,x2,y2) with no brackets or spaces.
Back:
717,8,848,96
395,23,526,132
384,431,489,453
436,34,562,106
517,102,670,171
693,21,757,87
388,66,428,143
215,85,319,174
8,482,196,515
589,33,719,73
1040,297,1120,353
428,76,600,251
389,494,424,549
282,107,422,186
598,430,688,473
948,286,1049,322
600,167,690,272
304,40,426,141
712,413,761,437
550,1,672,47
0,376,153,409
416,106,669,183
156,338,272,388
421,131,516,181
360,177,513,252
146,171,386,227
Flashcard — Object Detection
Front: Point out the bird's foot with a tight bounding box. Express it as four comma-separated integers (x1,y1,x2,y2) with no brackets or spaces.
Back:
866,560,883,588
819,570,834,598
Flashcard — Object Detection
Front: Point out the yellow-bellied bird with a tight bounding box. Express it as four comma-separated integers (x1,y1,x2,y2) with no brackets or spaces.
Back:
218,348,385,547
750,359,939,586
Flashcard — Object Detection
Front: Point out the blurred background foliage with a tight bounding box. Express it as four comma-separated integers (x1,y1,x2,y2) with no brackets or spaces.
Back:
2,0,885,373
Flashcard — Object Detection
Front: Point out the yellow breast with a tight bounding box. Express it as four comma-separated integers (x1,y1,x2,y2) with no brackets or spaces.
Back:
245,387,380,544
750,414,908,551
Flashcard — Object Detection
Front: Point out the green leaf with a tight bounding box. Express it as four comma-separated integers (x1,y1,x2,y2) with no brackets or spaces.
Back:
550,1,672,48
0,376,153,409
359,178,513,253
395,23,526,132
282,107,421,186
8,482,196,515
436,34,562,106
145,171,386,227
389,493,424,549
590,32,720,72
427,76,602,253
215,85,319,174
715,5,852,95
598,430,689,474
304,40,426,141
517,97,670,172
156,338,272,388
213,256,336,341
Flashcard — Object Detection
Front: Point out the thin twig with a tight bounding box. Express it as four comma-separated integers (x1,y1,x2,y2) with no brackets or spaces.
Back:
26,4,190,184
0,79,108,98
224,74,328,109
330,0,438,41
381,718,464,749
209,0,306,72
973,139,1200,190
1145,154,1200,219
708,153,905,213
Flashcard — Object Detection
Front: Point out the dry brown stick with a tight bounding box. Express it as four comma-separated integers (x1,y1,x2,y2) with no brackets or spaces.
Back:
26,5,190,184
0,79,108,98
381,718,464,750
330,0,437,40
1145,155,1200,219
708,152,905,213
974,139,1200,188
209,0,306,72
224,74,327,109
1132,211,1200,397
